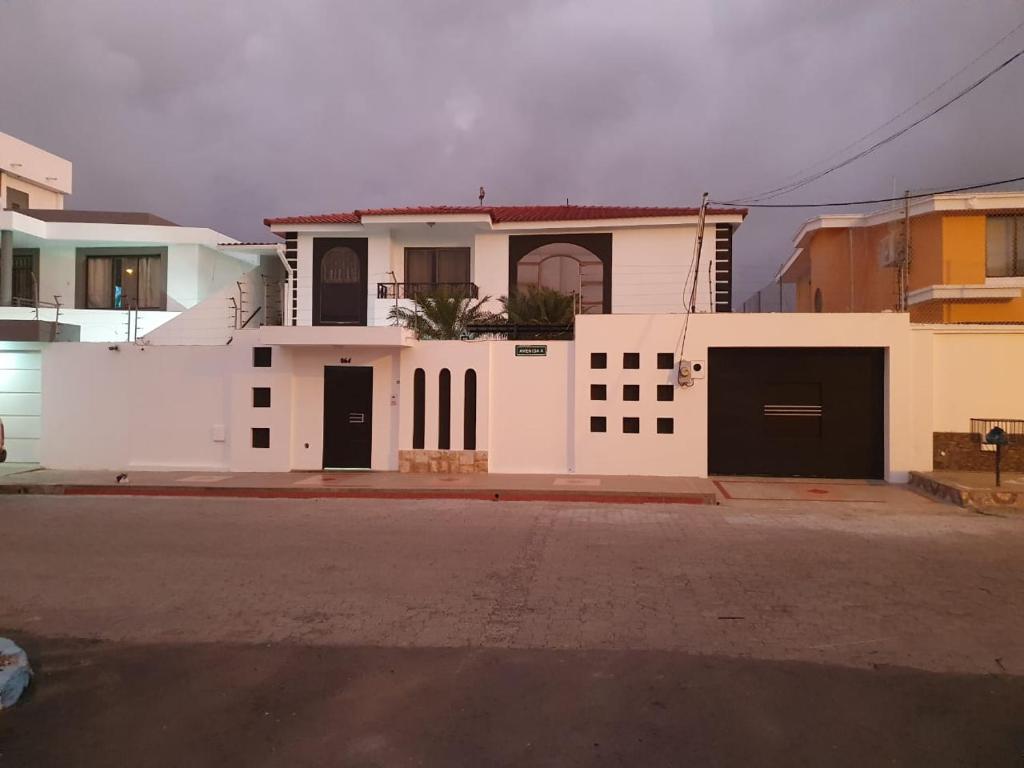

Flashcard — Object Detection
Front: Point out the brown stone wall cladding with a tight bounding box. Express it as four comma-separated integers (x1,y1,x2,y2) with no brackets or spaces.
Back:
399,450,489,473
933,432,1024,472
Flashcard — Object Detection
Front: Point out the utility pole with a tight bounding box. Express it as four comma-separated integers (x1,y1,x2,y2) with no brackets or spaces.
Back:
689,192,709,312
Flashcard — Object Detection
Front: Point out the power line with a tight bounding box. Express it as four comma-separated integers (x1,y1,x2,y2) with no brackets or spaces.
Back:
726,43,1024,204
712,173,1024,209
728,18,1024,204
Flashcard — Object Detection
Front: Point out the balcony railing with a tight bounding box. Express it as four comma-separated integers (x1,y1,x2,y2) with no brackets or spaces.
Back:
377,282,479,299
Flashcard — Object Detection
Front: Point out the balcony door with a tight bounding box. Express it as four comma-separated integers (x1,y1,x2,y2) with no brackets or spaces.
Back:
404,248,471,295
313,238,368,326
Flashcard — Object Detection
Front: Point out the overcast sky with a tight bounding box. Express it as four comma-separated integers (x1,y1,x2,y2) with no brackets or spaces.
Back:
2,0,1023,302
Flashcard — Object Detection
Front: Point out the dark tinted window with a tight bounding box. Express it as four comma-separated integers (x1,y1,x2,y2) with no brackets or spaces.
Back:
253,347,272,367
252,387,271,408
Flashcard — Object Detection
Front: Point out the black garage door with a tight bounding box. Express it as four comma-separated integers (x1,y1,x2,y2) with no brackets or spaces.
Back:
708,347,884,479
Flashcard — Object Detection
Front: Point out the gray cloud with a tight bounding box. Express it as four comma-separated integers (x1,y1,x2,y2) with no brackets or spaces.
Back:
2,0,1022,300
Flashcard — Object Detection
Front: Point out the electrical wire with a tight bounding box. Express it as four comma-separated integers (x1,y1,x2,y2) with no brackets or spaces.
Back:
724,44,1024,204
727,18,1024,204
711,173,1024,209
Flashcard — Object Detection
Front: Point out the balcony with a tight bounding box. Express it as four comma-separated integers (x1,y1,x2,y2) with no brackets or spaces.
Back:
376,282,479,299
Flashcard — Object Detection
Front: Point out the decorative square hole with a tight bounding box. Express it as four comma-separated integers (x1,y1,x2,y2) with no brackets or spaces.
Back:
623,352,640,369
590,352,607,369
657,352,674,369
253,347,272,368
251,427,270,448
623,384,640,401
657,417,674,434
590,416,607,433
253,387,271,408
623,417,640,434
657,384,674,402
590,384,607,401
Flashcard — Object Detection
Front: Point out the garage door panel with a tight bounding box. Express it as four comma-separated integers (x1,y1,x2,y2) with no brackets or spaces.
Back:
0,393,41,416
0,369,41,393
1,415,40,439
4,437,40,463
709,348,884,479
0,351,42,370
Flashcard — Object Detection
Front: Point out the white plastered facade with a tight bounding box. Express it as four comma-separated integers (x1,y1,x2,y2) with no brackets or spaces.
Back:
37,313,1024,480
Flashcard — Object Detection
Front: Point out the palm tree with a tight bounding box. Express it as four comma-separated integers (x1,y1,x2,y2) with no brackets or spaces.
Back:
388,287,492,340
499,285,576,325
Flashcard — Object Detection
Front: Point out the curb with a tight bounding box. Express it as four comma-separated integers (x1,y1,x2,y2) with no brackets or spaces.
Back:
0,483,717,506
908,471,1024,512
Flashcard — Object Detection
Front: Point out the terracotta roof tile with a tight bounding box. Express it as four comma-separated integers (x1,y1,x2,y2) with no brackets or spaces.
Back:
264,204,746,227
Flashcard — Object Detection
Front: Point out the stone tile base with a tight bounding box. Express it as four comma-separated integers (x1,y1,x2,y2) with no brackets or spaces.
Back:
934,432,1024,472
399,450,488,474
909,471,1024,511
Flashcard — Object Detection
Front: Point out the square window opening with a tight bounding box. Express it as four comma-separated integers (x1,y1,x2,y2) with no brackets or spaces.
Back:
251,427,270,448
657,352,674,369
657,384,674,402
253,387,271,408
623,352,640,369
253,347,272,368
623,417,640,434
623,384,640,401
590,384,607,401
590,416,607,433
657,417,674,434
590,352,607,369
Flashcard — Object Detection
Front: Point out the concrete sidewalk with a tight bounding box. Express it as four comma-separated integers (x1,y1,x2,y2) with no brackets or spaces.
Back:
910,469,1024,511
0,466,718,505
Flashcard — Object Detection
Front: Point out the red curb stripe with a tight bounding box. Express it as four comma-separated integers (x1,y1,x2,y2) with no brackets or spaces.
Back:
44,485,715,505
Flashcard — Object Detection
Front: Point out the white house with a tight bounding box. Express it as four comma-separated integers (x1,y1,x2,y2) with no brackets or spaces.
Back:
262,204,742,326
0,131,282,462
35,200,1024,482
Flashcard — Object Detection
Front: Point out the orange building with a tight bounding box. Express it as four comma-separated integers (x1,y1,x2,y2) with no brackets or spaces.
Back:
778,193,1024,323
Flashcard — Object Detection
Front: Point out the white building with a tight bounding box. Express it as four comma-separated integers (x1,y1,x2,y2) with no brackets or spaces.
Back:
262,204,741,326
34,201,1024,482
0,132,282,462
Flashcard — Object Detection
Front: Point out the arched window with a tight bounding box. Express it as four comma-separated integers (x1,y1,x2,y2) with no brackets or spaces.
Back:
314,239,367,326
438,369,451,450
464,369,477,450
321,247,361,283
516,242,604,314
413,368,425,449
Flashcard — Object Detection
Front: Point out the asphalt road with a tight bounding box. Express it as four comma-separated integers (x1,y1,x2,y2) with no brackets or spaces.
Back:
1,493,1022,766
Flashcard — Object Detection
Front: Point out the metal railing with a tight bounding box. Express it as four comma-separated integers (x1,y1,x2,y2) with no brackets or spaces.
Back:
376,282,479,299
970,418,1024,437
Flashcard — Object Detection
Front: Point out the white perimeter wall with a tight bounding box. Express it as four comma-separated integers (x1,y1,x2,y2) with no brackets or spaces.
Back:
41,343,234,470
38,316,1024,478
573,313,919,480
916,325,1024,433
277,345,400,472
489,341,572,473
398,341,491,453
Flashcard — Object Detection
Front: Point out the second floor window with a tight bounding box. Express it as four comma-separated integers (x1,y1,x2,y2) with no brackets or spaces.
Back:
404,248,470,288
987,216,1024,277
86,255,162,309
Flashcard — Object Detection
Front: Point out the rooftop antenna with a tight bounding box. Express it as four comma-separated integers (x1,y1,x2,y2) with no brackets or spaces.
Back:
478,186,485,205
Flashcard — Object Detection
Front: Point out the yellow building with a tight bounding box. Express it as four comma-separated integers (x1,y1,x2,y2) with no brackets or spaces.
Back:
778,193,1024,323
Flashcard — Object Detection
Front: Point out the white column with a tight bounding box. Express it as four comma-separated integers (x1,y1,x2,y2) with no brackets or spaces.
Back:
0,229,13,306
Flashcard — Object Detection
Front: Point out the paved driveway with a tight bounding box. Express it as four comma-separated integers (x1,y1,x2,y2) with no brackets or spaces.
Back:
1,492,1022,766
